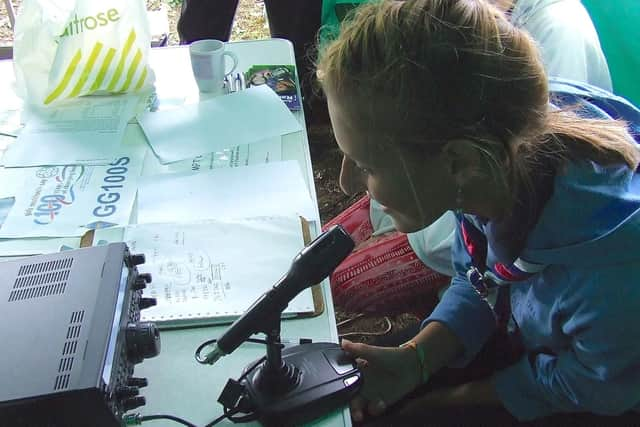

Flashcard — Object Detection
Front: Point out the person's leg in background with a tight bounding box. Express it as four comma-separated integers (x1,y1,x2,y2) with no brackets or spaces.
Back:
323,195,451,318
177,0,326,125
177,0,240,43
263,0,327,127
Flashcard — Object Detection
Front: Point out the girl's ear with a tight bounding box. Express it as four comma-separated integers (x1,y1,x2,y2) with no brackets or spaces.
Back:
441,139,485,188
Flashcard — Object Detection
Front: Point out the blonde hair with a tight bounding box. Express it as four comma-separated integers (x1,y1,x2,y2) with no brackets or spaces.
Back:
317,0,639,206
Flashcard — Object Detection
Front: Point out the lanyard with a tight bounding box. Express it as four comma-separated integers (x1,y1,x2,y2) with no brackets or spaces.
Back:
459,215,543,328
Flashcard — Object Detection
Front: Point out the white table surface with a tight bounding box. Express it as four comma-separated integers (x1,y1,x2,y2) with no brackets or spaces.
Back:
138,39,348,427
0,39,350,427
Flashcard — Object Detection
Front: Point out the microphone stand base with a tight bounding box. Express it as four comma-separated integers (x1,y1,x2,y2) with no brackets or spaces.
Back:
241,342,362,427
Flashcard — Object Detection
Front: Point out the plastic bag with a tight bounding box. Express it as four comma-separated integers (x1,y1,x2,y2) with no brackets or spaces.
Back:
13,0,155,107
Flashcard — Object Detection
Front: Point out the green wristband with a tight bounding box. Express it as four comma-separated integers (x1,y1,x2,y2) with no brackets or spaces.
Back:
400,339,430,384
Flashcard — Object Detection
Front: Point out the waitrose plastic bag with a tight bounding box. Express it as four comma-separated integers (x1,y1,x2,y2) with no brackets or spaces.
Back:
13,0,155,107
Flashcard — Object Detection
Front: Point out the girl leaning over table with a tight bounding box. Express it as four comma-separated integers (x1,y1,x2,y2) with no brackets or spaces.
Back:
316,0,640,425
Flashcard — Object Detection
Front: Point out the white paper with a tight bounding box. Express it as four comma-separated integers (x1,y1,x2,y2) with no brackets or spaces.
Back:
0,61,23,137
0,197,13,226
0,237,81,256
0,131,146,238
0,167,28,199
0,135,17,162
137,85,302,164
95,216,315,326
141,136,282,176
137,161,316,224
0,112,22,139
2,95,139,167
93,226,125,244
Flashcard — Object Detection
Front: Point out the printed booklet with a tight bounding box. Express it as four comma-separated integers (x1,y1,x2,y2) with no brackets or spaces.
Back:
245,65,301,111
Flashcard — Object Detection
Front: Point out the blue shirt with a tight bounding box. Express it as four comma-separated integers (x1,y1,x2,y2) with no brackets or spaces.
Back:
424,80,640,420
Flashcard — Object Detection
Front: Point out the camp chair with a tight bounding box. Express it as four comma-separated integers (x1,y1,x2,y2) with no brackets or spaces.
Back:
320,0,368,47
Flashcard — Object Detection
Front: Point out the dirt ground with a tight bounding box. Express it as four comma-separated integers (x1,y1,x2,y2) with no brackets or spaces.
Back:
0,0,419,342
307,122,421,340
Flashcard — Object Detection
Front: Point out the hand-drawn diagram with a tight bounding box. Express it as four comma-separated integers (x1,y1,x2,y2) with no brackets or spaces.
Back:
120,217,313,324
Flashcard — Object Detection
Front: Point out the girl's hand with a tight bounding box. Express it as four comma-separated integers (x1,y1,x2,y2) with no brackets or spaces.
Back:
341,339,422,422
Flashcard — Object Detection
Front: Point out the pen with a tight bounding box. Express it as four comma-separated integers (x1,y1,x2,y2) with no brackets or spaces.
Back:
224,76,231,94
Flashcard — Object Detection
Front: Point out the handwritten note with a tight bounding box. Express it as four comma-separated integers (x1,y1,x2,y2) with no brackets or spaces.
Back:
95,216,315,326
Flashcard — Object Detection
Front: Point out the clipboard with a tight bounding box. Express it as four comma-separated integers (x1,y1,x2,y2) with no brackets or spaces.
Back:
299,217,325,319
82,216,325,328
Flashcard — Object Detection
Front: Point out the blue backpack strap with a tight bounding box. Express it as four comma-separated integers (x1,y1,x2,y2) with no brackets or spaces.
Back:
549,77,640,144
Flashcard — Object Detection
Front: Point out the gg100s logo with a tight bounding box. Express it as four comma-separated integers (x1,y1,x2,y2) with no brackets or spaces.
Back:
33,165,84,225
93,157,130,218
32,157,131,226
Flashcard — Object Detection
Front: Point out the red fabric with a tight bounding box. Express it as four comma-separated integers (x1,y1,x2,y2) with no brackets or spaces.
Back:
323,194,374,246
323,195,451,318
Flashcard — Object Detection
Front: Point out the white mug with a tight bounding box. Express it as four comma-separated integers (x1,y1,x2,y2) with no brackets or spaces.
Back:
189,39,239,94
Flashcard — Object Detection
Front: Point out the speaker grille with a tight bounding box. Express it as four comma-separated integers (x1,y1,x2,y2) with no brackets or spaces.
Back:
53,310,84,391
8,257,73,302
53,374,70,391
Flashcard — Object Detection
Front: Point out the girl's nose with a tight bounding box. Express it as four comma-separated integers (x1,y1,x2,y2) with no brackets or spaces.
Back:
339,156,366,195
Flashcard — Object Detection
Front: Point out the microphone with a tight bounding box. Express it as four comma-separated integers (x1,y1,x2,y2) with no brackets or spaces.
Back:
201,225,354,365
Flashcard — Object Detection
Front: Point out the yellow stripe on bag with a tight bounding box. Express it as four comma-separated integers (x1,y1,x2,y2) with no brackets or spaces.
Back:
107,29,137,91
68,42,103,98
44,50,82,105
134,66,148,91
119,49,142,92
90,47,117,92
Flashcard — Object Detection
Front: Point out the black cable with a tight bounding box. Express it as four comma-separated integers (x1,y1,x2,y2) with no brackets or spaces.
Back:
131,339,277,427
138,414,198,427
195,337,284,364
194,338,219,364
239,355,266,381
197,336,314,424
202,355,266,426
226,412,258,423
135,409,252,427
203,411,231,427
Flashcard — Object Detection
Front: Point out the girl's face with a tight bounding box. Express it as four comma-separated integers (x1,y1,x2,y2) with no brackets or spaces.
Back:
327,93,456,233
